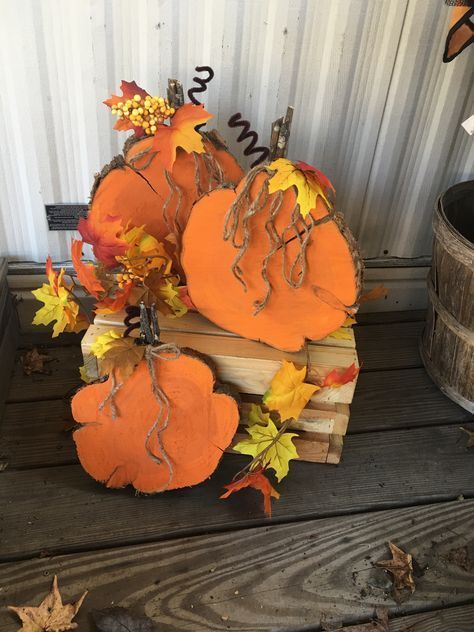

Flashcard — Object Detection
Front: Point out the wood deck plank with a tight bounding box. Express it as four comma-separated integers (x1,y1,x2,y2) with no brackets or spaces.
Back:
1,424,473,560
2,365,472,471
0,501,472,631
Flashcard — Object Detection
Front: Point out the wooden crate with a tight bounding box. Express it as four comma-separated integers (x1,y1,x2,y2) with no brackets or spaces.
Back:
81,311,359,465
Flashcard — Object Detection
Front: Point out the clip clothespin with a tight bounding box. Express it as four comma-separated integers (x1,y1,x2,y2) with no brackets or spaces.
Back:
138,302,161,346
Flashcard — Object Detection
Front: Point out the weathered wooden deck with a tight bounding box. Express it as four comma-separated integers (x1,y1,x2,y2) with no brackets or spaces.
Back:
0,311,473,631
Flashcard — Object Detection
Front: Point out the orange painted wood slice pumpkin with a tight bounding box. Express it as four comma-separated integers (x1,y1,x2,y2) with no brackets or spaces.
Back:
181,167,363,352
72,349,239,493
88,132,243,246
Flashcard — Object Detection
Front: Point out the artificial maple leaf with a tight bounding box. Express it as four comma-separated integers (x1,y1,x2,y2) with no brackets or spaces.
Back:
20,348,51,376
32,259,87,338
152,103,213,171
143,269,188,318
104,80,149,136
376,542,415,603
78,214,128,269
460,427,474,447
328,328,353,341
323,363,359,388
117,225,174,280
263,360,319,421
90,329,145,380
95,282,133,315
91,606,156,632
178,286,197,311
267,158,334,218
247,403,272,427
233,416,298,482
8,575,87,632
79,364,93,384
360,285,389,303
71,239,105,298
221,466,280,517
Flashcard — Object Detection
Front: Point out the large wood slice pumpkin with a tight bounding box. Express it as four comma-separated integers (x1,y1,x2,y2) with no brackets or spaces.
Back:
181,167,362,352
71,349,239,493
88,132,243,246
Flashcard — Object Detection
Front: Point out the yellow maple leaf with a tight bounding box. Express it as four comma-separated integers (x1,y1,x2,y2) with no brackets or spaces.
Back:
117,225,172,280
247,403,272,426
152,103,213,171
157,280,188,318
90,329,145,380
267,158,334,218
233,416,298,482
263,360,319,421
328,316,356,340
79,364,93,384
32,258,87,337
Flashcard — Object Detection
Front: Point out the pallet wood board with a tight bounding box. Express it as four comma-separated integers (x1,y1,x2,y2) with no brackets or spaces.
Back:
0,501,472,630
1,424,473,560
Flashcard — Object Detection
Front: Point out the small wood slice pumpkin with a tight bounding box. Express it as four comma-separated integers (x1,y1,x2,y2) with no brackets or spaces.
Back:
181,167,362,351
71,349,239,493
88,132,243,246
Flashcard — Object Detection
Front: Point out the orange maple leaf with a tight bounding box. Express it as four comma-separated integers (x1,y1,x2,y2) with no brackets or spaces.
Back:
221,467,280,517
323,362,359,389
78,214,128,269
71,239,105,298
104,80,149,136
360,285,389,303
152,103,213,171
95,282,133,315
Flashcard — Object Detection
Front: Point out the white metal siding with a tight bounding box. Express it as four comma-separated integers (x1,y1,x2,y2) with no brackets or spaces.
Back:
0,0,472,262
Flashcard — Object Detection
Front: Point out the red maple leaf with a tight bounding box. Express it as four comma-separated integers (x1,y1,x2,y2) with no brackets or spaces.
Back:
221,467,280,517
103,80,150,137
323,362,359,388
71,239,105,298
295,160,335,197
78,214,128,269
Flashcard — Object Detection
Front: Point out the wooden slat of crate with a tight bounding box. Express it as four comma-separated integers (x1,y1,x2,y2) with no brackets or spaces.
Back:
239,399,349,435
228,430,344,464
95,309,356,349
82,324,359,405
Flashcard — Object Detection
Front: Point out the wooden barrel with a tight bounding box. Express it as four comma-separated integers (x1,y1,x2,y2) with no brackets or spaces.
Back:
421,180,474,413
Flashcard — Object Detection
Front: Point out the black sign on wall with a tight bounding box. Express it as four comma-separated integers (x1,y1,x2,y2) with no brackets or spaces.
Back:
45,204,88,231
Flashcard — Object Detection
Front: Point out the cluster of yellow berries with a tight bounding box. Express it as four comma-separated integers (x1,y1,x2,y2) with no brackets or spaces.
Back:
115,270,141,287
111,94,176,135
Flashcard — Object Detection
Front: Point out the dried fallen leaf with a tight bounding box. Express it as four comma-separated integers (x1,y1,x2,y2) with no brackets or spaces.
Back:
20,348,51,376
91,606,156,631
376,542,415,603
8,575,87,632
233,413,298,482
263,360,319,421
221,466,280,516
460,427,474,448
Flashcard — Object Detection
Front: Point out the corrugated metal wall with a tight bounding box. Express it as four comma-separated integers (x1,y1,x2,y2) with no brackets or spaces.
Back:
0,0,472,263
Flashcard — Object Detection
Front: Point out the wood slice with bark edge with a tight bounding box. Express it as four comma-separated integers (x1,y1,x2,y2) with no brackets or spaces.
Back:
181,170,363,351
71,348,239,493
88,131,243,250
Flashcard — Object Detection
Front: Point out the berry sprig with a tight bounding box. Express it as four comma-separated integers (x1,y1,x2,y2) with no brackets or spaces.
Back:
111,94,176,135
